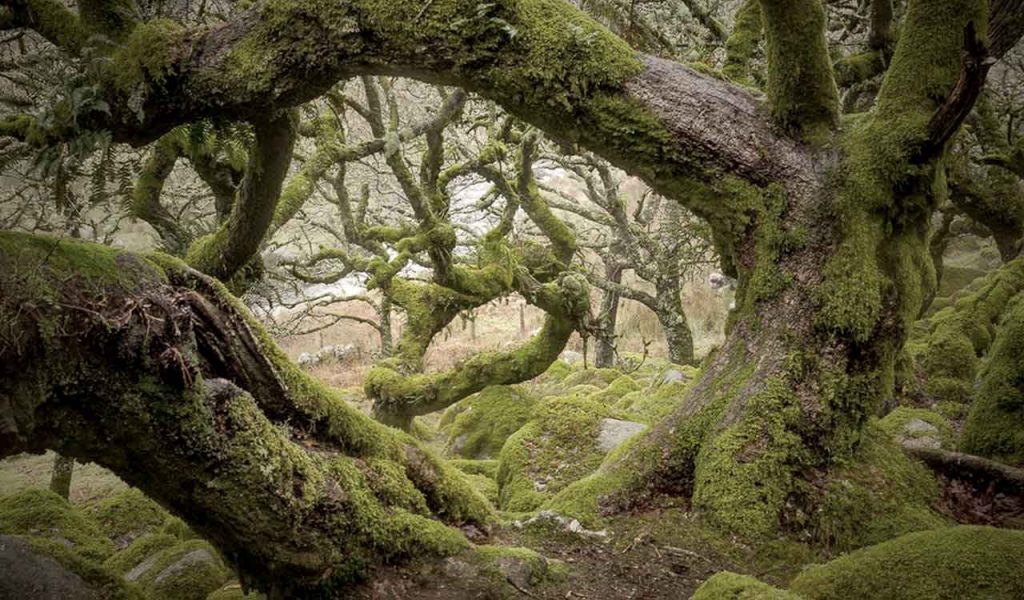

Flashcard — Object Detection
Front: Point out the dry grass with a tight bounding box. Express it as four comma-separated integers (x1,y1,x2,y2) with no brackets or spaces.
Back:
0,452,127,505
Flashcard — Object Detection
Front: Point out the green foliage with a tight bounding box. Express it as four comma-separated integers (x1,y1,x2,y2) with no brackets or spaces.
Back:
0,489,114,562
789,526,1024,599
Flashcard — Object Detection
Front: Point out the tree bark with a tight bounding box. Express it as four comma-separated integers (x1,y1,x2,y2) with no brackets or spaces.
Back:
654,278,694,366
594,261,624,368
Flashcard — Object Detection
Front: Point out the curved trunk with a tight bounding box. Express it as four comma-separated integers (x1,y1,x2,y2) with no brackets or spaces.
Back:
654,277,694,366
0,233,491,597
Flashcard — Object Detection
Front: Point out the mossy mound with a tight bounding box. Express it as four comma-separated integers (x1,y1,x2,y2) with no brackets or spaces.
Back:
103,533,179,577
588,375,640,404
83,488,173,549
961,295,1024,464
561,367,621,389
0,534,143,600
789,526,1024,599
809,424,948,551
496,395,613,511
616,379,690,423
0,489,114,562
692,572,801,599
879,407,955,449
464,473,500,505
132,539,230,600
443,386,539,459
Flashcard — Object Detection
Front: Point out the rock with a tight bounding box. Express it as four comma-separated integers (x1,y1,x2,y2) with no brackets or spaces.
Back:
559,350,583,364
901,436,942,450
134,540,229,600
0,535,100,600
596,418,646,452
514,511,608,539
662,369,685,383
904,418,939,435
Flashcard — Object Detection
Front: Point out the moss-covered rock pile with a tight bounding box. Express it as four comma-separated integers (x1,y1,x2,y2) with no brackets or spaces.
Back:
0,487,231,600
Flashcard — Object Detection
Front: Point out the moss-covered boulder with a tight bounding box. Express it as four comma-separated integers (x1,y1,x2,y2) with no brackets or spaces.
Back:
443,386,539,459
160,517,199,541
0,534,142,599
961,295,1024,465
448,459,500,479
810,424,948,551
83,488,173,549
790,526,1024,599
129,539,229,600
496,394,618,511
879,407,955,450
588,375,640,404
103,533,179,577
692,572,801,599
0,489,114,562
561,367,621,390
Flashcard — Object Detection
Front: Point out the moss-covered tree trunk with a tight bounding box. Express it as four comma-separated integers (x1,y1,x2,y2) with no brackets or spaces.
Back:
653,277,694,366
594,261,624,368
0,233,491,597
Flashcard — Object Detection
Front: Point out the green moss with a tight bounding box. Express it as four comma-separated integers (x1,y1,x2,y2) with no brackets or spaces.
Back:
960,294,1024,464
589,375,639,404
83,488,173,547
448,459,500,479
0,489,114,562
464,473,500,505
134,539,230,600
621,379,690,423
103,533,180,576
910,257,1024,403
790,526,1024,599
692,572,801,600
206,582,266,599
472,545,567,587
15,535,144,599
809,424,947,552
722,0,762,84
110,19,186,91
561,367,621,389
160,517,199,541
878,407,955,449
444,386,538,459
496,394,611,511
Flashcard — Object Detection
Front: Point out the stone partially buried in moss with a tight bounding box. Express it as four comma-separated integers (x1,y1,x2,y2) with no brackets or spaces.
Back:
470,545,568,591
496,394,613,511
589,375,640,404
879,407,955,450
83,488,172,549
0,534,143,600
103,533,179,577
444,386,539,459
0,489,114,562
790,526,1024,599
620,379,690,423
133,539,230,600
561,367,621,389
